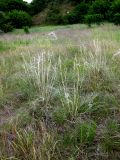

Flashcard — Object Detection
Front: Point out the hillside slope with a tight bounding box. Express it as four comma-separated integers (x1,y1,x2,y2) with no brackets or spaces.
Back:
32,2,74,25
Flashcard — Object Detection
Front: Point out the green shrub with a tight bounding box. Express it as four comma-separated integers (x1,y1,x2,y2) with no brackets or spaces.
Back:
72,2,89,23
64,2,89,24
64,12,77,24
0,0,29,12
30,0,47,15
53,107,68,125
0,11,5,24
63,121,96,147
23,26,30,34
102,120,120,152
0,22,13,33
75,121,96,145
89,0,110,20
46,8,63,25
110,0,120,22
111,0,120,14
113,13,120,25
85,14,103,27
7,10,32,29
0,12,14,33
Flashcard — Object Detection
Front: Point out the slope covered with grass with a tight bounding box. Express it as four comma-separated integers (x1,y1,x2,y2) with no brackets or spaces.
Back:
0,24,120,160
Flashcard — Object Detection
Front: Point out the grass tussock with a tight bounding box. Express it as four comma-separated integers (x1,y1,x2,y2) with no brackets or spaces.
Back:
0,24,120,160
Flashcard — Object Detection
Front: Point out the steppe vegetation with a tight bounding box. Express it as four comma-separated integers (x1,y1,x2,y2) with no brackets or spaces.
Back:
0,23,120,159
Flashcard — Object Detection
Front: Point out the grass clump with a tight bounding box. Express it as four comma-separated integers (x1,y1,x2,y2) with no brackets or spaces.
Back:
63,121,96,147
101,120,120,159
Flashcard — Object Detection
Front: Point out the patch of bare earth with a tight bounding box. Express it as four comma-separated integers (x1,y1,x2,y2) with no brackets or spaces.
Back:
0,105,14,127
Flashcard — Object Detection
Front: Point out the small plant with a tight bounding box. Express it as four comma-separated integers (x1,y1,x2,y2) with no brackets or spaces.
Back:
101,120,120,152
23,26,30,34
75,121,97,145
53,107,68,125
63,121,96,149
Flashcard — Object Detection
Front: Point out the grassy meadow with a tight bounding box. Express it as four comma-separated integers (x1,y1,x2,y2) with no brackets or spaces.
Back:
0,23,120,160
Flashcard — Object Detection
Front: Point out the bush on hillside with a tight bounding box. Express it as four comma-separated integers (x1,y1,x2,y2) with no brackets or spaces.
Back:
64,2,89,24
0,11,5,24
23,26,30,34
46,8,63,25
89,0,110,20
111,0,120,14
7,10,32,28
72,2,89,23
0,12,13,33
64,12,77,24
113,13,120,25
85,14,103,27
0,22,14,33
30,0,47,15
0,0,29,12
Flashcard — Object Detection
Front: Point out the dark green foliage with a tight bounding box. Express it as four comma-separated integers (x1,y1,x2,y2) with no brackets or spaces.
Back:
7,10,32,28
0,12,13,33
1,0,120,29
53,107,68,125
110,0,120,23
102,120,120,152
64,2,89,24
0,0,28,12
63,121,96,147
89,0,111,20
64,12,78,24
30,0,47,15
113,13,120,25
23,26,30,34
46,8,63,25
0,0,32,31
72,2,89,23
0,22,14,33
0,12,5,25
85,14,103,27
75,122,96,145
33,0,119,26
111,0,120,14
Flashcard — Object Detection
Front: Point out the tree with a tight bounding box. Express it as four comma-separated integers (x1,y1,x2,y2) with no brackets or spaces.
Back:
30,0,47,15
64,2,89,24
111,0,120,13
46,7,63,24
0,12,13,32
113,13,120,25
0,0,29,12
0,0,7,11
89,0,111,20
85,14,103,27
7,10,32,28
